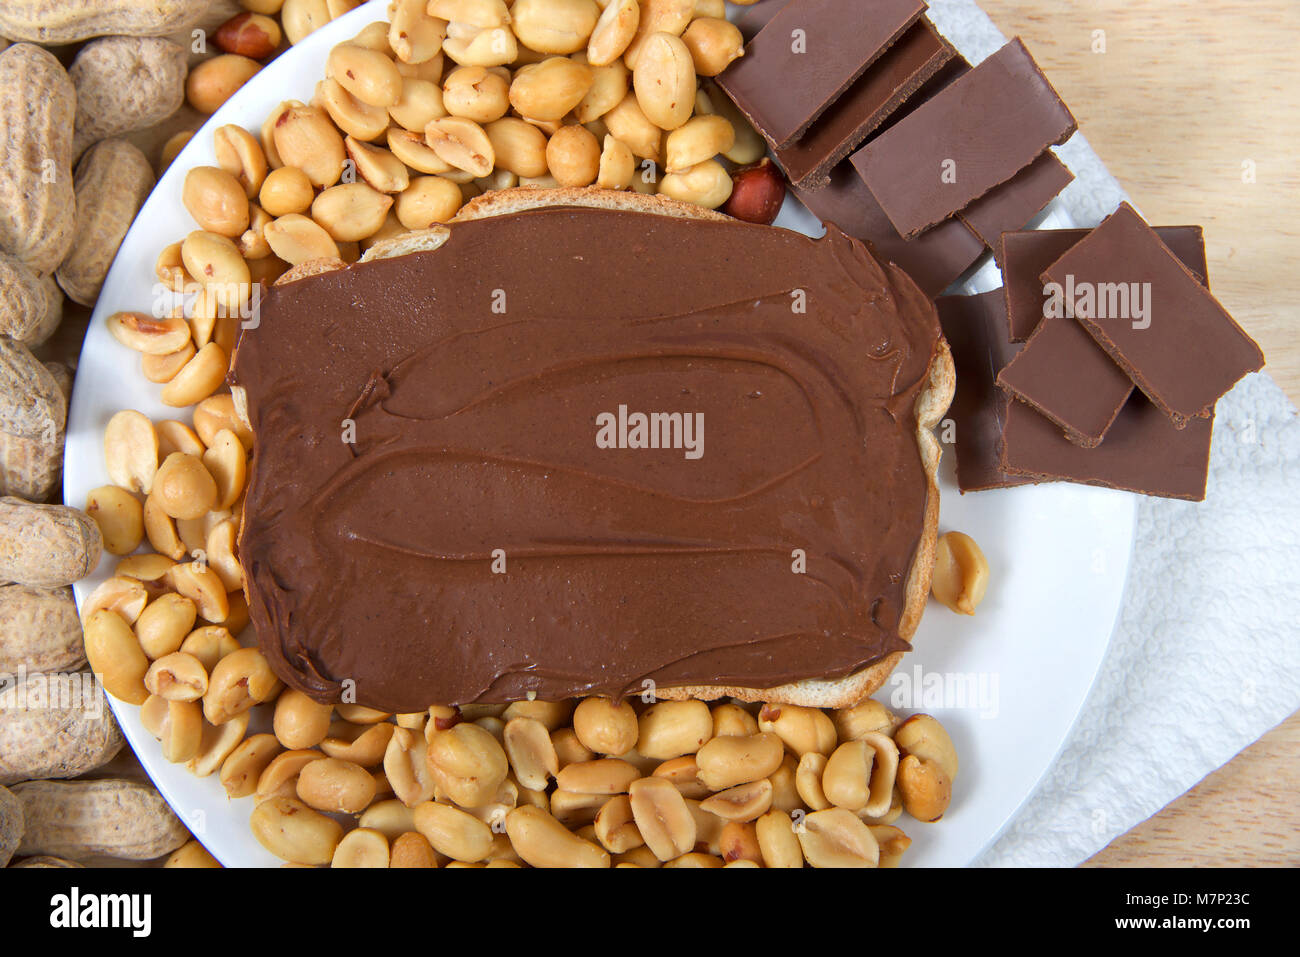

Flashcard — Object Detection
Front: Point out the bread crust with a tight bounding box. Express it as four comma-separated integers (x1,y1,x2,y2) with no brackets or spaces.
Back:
252,187,953,710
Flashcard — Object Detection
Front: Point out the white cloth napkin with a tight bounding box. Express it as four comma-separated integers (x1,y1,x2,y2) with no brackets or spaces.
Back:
919,0,1300,866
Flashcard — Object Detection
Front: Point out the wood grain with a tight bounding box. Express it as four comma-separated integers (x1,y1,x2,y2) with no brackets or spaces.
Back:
980,0,1300,405
981,0,1300,865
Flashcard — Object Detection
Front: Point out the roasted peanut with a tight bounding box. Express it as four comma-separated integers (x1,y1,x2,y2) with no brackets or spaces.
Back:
484,118,549,177
296,756,377,813
274,689,333,750
663,113,733,173
897,754,951,823
193,394,253,451
384,726,436,806
572,697,638,756
311,183,394,242
651,755,709,799
603,91,662,161
506,805,610,868
833,698,899,742
107,312,191,357
758,702,837,757
257,749,325,801
329,43,403,107
546,123,601,186
395,176,463,229
696,732,783,790
315,76,390,140
628,776,695,861
441,24,517,68
719,820,762,864
659,158,732,208
164,840,220,868
894,713,959,782
79,576,147,625
425,722,508,808
797,808,880,868
216,11,282,59
551,726,594,769
203,647,281,725
259,166,315,217
573,56,629,123
755,809,803,868
183,167,251,238
710,702,758,737
636,699,711,760
186,54,260,114
345,137,411,194
442,65,510,122
501,699,573,730
273,104,345,187
597,134,636,189
331,827,389,868
593,794,643,853
389,76,447,131
413,800,493,862
503,717,559,790
389,0,445,64
144,652,208,702
511,0,599,54
250,796,343,865
83,610,149,705
588,0,639,66
265,213,341,265
870,824,913,868
320,720,394,767
931,531,990,615
84,485,143,556
554,758,640,795
220,733,281,799
699,778,773,822
424,116,495,177
795,751,830,811
151,453,217,520
510,56,593,122
133,595,197,662
390,830,439,867
681,17,743,76
823,734,898,818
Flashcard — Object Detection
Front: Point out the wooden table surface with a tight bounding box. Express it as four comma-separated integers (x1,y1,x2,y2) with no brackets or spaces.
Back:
979,0,1300,867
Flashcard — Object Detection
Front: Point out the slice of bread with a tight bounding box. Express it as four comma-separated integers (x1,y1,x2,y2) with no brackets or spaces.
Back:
256,186,954,710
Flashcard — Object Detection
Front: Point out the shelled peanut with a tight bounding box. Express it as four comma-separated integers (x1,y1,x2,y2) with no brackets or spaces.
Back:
125,5,781,411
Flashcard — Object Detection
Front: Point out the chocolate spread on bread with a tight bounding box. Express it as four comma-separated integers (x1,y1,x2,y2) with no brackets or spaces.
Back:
232,206,942,711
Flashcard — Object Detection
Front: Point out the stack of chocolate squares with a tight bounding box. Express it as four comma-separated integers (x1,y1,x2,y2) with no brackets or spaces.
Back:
938,204,1265,501
718,0,1078,296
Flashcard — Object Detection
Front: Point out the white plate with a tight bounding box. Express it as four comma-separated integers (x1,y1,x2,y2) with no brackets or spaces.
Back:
65,0,1136,867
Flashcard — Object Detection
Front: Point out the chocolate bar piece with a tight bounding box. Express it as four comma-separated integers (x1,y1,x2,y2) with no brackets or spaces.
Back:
851,39,1077,238
735,0,786,40
996,312,1134,448
935,290,1032,492
958,151,1075,256
794,162,984,298
997,222,1213,448
1041,203,1263,422
775,20,955,188
1000,225,1206,341
718,0,925,148
1002,392,1214,501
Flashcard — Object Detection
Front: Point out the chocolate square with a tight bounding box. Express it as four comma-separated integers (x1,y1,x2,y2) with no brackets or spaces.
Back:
1040,203,1263,422
851,38,1077,238
718,0,926,147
